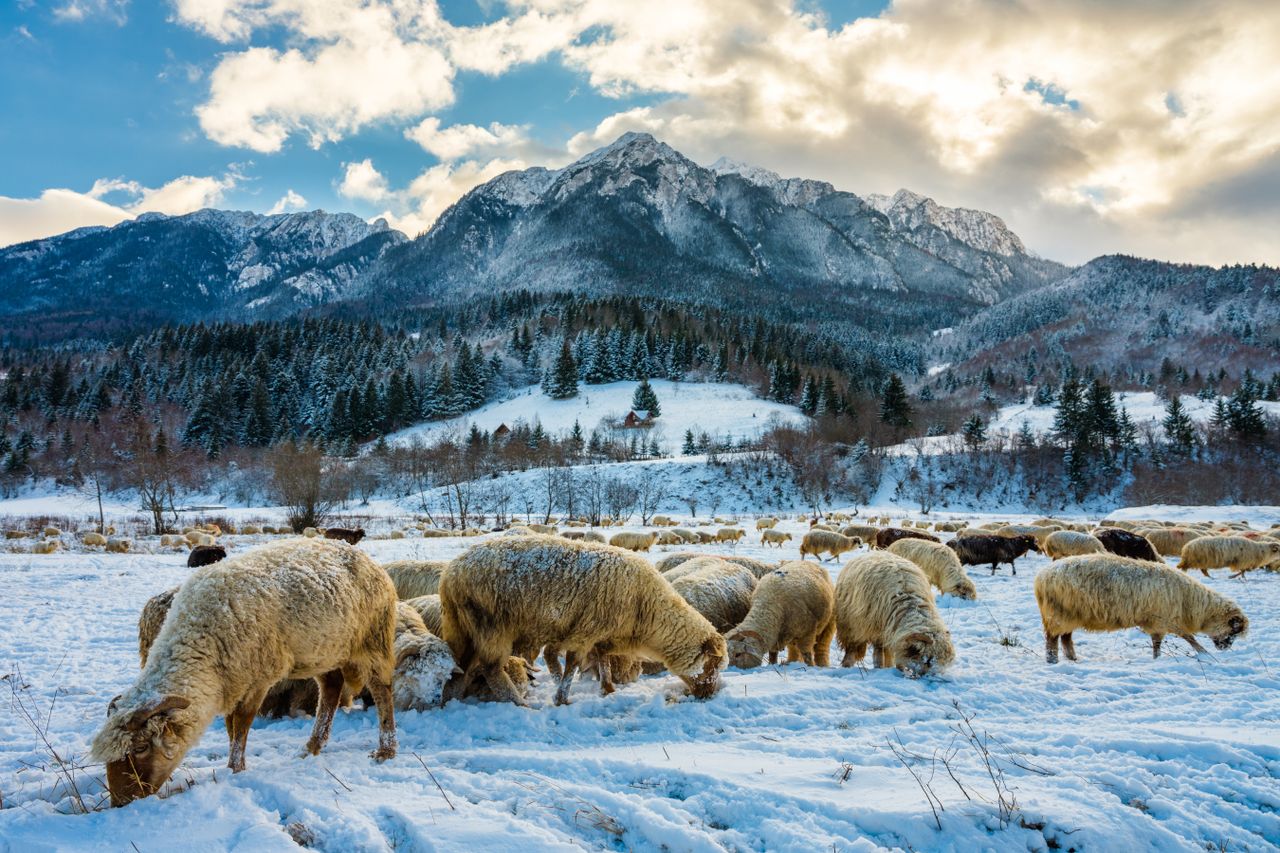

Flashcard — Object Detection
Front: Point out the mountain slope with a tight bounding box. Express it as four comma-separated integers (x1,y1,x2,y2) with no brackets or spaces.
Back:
359,133,1067,332
939,255,1280,375
0,209,405,341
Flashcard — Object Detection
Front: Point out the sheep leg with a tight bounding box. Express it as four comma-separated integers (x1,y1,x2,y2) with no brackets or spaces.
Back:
768,650,778,665
554,651,581,706
544,646,563,680
1044,630,1060,664
872,646,884,668
841,642,866,667
814,618,835,667
364,667,398,763
305,669,345,756
880,647,895,669
1151,633,1164,659
480,661,528,706
990,562,998,575
596,653,615,696
1061,633,1077,662
226,688,267,773
1010,560,1017,576
1199,568,1210,578
1178,633,1209,654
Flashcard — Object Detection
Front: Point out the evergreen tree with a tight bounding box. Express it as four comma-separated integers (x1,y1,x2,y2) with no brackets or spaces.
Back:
547,339,579,400
1226,384,1267,441
878,374,912,429
1161,395,1197,456
961,414,987,448
631,377,660,415
798,375,819,416
682,429,697,455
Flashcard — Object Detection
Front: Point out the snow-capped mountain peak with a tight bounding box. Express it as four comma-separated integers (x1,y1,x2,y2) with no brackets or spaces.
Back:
867,188,1027,257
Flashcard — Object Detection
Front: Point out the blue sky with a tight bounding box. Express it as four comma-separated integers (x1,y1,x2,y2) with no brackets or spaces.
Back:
1,1,1277,266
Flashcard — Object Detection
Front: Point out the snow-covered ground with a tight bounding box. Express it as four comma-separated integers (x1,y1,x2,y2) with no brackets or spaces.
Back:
2,514,1278,850
384,380,808,451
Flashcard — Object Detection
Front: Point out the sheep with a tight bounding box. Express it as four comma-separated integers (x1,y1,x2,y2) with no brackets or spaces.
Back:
388,530,406,540
726,562,835,668
695,531,715,543
609,531,658,552
527,523,558,535
1134,527,1203,557
873,527,940,549
715,527,746,543
421,527,452,538
662,555,740,582
652,515,673,527
1093,528,1161,562
799,530,862,562
388,602,462,712
810,523,837,532
302,526,320,538
1034,555,1249,662
657,552,705,574
1178,536,1280,578
1043,530,1106,561
755,517,779,530
839,524,880,543
138,587,179,666
724,555,778,579
32,540,60,554
43,526,62,537
887,539,977,600
671,528,698,544
581,531,607,544
834,553,954,676
324,527,366,545
186,544,226,567
94,539,397,806
83,532,108,547
668,560,758,634
382,559,449,600
948,534,1039,575
656,529,683,546
241,524,263,535
560,530,588,541
441,536,725,705
761,529,792,548
4,530,27,539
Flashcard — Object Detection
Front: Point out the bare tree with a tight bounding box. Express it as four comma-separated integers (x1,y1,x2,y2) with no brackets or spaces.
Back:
604,476,638,523
116,417,192,535
635,472,668,524
270,440,344,532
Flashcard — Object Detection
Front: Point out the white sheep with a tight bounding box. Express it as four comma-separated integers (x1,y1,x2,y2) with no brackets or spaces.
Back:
886,539,977,600
834,553,954,676
1042,530,1106,560
726,562,835,668
761,529,792,548
1177,536,1280,578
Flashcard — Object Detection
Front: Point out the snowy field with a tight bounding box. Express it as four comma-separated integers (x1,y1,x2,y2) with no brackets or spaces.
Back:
2,514,1279,851
384,380,807,450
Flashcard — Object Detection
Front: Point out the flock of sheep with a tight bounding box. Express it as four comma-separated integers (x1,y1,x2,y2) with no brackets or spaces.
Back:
77,510,1272,808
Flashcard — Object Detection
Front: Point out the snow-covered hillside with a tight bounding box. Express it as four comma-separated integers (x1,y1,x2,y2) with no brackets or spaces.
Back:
385,380,807,451
1,519,1277,849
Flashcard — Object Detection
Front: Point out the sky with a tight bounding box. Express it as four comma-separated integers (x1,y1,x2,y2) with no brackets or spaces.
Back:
2,0,1279,266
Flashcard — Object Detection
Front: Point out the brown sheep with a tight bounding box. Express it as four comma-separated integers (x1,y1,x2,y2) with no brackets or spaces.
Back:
947,534,1039,575
324,527,366,545
186,544,227,568
873,527,940,549
834,553,954,677
1034,554,1248,662
440,536,724,706
726,562,835,668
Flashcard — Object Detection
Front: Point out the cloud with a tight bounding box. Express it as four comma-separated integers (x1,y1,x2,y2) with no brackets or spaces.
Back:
339,160,391,203
267,189,308,214
338,156,522,237
405,118,533,161
0,172,236,248
52,0,128,24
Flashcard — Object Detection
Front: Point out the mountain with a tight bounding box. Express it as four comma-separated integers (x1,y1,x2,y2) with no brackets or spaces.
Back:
0,209,405,341
358,133,1067,332
937,255,1280,376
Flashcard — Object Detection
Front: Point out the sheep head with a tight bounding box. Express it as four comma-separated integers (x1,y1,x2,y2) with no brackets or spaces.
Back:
950,577,978,601
678,635,725,699
726,630,766,669
896,631,954,678
93,694,193,806
1210,609,1249,651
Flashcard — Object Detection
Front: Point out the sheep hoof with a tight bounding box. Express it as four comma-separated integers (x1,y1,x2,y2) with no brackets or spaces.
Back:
303,739,323,757
370,747,396,763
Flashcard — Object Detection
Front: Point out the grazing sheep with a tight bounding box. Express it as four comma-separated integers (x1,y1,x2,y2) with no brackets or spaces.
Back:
581,530,607,544
1093,528,1161,562
609,531,659,552
695,531,715,543
810,523,837,532
761,529,792,548
240,525,263,535
388,602,461,712
662,555,740,583
726,562,835,668
715,527,746,543
383,560,449,600
652,515,673,527
302,527,320,538
186,544,226,567
669,560,758,634
724,555,779,579
138,588,178,666
1043,531,1106,561
527,523,558,535
840,524,880,543
324,527,366,545
671,528,698,544
873,527,940,549
887,539,977,600
800,530,862,562
948,534,1039,575
421,528,452,538
755,517,779,530
441,536,725,705
656,530,683,546
656,552,704,574
32,540,60,554
1034,555,1249,662
94,539,397,806
43,526,62,537
1178,536,1280,578
83,532,108,547
834,553,954,677
560,530,588,541
5,530,28,539
404,594,443,635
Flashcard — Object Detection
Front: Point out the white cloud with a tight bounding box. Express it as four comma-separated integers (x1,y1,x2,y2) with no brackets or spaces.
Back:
52,0,128,24
405,118,533,161
267,189,308,214
339,160,391,203
338,156,523,237
0,172,236,248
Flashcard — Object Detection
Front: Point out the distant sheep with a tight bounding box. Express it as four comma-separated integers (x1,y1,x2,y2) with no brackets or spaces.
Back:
383,559,449,599
302,527,320,538
527,523,558,535
240,525,263,535
656,529,683,545
840,524,880,543
873,527,940,549
82,532,108,547
609,531,659,552
580,530,607,544
715,527,746,543
726,562,835,668
95,539,397,806
186,544,226,567
887,539,977,600
421,528,452,538
948,534,1039,575
799,530,861,562
1043,531,1105,561
1035,554,1248,662
761,529,792,548
1178,536,1280,578
834,553,954,676
1093,528,1161,562
441,536,725,705
671,528,699,544
4,530,27,539
755,517,779,530
324,527,366,545
43,526,62,537
669,559,758,633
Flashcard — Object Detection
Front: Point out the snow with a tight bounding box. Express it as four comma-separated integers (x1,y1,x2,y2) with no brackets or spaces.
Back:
1,511,1279,850
384,381,808,451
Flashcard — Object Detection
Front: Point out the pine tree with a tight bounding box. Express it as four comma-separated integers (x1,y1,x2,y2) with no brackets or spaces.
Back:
682,429,697,455
1161,395,1197,456
961,414,987,448
878,374,912,429
547,339,579,400
798,375,819,416
1226,384,1267,441
631,377,660,415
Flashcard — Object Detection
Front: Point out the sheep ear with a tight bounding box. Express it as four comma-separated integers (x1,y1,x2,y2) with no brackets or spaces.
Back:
106,694,123,717
124,695,191,730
